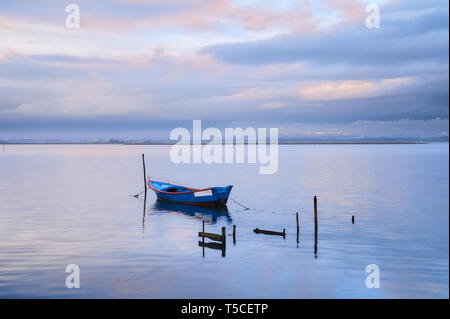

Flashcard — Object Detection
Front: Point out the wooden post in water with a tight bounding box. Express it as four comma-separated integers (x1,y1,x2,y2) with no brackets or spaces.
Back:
222,227,226,246
142,154,147,192
352,216,355,224
222,227,226,257
199,224,226,243
314,196,318,257
314,196,318,229
296,212,299,244
202,221,205,258
233,225,236,245
254,228,286,238
199,232,223,242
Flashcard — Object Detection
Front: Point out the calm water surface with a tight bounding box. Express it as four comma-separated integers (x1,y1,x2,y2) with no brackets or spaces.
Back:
0,144,448,298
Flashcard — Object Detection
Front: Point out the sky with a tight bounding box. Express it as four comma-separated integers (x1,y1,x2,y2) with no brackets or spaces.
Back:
0,0,448,141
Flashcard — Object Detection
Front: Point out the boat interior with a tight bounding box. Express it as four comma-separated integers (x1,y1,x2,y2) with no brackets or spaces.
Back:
151,181,189,193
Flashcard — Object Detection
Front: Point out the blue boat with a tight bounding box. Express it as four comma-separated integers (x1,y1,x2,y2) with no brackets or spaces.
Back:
148,179,233,206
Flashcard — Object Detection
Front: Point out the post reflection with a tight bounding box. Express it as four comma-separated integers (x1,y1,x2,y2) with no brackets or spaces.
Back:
198,240,226,257
142,191,147,233
314,226,318,258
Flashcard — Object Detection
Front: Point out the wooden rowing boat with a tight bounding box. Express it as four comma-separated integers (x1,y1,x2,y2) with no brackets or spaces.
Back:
148,179,232,206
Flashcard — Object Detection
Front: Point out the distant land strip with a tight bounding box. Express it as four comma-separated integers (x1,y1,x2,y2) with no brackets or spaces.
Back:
1,136,448,145
0,142,433,145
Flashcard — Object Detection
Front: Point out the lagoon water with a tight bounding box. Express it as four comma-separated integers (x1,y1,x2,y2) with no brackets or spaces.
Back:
0,143,448,298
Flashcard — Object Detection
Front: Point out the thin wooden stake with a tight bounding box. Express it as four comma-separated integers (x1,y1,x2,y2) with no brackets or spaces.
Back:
314,196,318,257
142,154,147,192
352,215,355,224
296,212,299,244
222,227,226,246
314,196,318,229
202,221,205,258
233,225,236,245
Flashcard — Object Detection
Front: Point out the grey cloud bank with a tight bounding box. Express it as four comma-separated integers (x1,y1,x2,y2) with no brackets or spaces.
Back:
203,8,448,66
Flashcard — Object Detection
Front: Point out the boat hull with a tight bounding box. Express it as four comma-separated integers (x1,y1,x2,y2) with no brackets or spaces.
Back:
148,180,232,206
156,196,228,206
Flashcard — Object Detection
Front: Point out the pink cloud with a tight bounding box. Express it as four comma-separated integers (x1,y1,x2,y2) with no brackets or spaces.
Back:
82,0,319,33
325,0,366,22
1,0,377,35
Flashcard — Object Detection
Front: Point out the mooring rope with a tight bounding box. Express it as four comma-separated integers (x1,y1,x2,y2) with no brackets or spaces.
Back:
229,197,250,210
131,190,146,198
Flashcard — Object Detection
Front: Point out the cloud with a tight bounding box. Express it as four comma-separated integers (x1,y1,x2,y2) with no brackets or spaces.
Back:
221,87,292,101
299,77,416,100
80,0,319,33
203,3,449,66
0,0,448,139
275,117,449,138
207,77,417,103
1,74,154,117
261,102,284,109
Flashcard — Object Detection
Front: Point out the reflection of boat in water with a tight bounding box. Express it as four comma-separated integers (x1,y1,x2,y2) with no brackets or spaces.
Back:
152,200,232,224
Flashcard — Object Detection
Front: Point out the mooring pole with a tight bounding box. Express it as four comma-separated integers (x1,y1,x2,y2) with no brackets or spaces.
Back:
202,221,205,258
314,196,318,229
142,154,147,192
233,225,236,245
352,215,355,224
314,196,318,257
296,212,299,244
222,227,226,257
222,227,226,246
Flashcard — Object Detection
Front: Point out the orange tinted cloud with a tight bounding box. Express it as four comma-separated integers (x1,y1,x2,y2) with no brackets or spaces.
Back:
299,77,416,100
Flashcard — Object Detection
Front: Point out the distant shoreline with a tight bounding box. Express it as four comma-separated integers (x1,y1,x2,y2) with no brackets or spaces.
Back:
0,142,432,145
